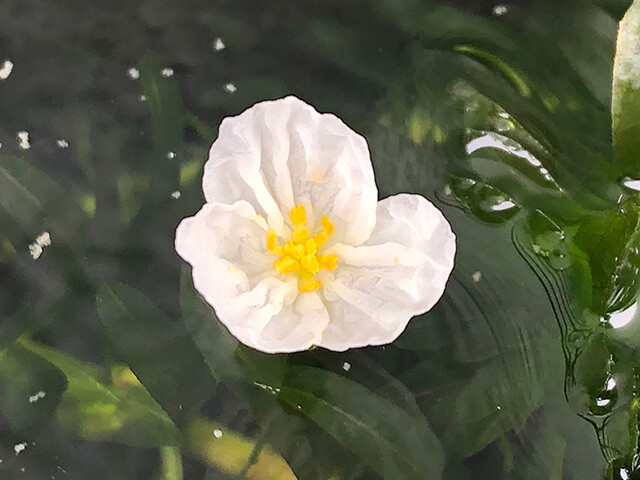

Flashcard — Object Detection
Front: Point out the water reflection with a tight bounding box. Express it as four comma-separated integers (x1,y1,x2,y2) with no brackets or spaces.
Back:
609,302,637,329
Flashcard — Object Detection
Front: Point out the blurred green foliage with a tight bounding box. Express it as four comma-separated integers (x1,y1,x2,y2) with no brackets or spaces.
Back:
2,0,640,478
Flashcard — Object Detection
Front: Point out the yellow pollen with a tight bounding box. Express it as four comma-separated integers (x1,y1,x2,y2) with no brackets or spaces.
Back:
267,205,338,293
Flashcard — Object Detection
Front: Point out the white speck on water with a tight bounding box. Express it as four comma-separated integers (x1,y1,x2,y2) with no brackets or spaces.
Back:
29,232,51,260
56,139,69,148
171,191,181,199
14,442,27,455
139,94,147,102
0,60,14,80
127,67,140,80
443,185,452,196
17,131,30,150
166,151,176,159
28,390,46,403
178,404,183,410
213,37,226,51
595,397,611,407
224,83,237,93
161,67,174,77
492,4,509,16
496,405,502,410
213,429,223,438
342,362,351,372
37,232,51,247
29,244,43,259
472,271,482,283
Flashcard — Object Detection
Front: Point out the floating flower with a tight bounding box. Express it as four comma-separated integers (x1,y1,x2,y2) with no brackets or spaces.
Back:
176,96,455,353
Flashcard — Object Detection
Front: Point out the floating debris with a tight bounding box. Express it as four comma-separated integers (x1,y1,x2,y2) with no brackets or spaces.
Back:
213,37,226,51
224,83,237,93
28,391,46,403
56,139,69,148
161,67,174,77
28,232,51,260
14,442,27,455
0,60,13,80
171,190,181,199
139,94,147,102
213,429,223,438
17,131,30,150
472,271,482,283
166,151,176,159
342,362,351,372
127,67,140,80
492,4,509,16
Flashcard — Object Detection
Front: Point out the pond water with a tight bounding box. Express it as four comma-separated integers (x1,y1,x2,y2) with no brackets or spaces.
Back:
1,0,639,479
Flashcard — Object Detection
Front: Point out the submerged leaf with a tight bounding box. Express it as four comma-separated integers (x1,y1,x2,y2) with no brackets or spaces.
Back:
613,0,640,176
96,281,216,426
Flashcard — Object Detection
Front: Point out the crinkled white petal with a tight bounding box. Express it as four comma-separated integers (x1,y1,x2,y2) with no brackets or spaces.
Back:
318,194,456,351
175,200,329,353
202,96,378,246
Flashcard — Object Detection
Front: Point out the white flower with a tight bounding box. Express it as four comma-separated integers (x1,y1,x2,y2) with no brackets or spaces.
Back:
176,96,456,353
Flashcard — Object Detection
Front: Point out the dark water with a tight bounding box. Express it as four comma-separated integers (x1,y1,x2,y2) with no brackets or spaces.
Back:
1,0,639,479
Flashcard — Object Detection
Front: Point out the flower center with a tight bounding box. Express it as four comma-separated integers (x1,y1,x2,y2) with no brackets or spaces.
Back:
266,205,338,293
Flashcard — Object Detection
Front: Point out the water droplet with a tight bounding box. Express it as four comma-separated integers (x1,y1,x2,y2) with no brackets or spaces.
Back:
0,59,13,80
494,118,513,132
224,83,237,93
127,67,140,80
161,67,174,77
213,37,226,51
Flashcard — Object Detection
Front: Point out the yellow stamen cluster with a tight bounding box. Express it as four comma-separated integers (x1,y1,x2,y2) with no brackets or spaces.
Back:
267,205,338,293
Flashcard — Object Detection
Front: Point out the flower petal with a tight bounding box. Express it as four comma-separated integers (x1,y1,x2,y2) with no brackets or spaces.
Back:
202,96,377,245
175,200,329,352
319,194,456,351
250,291,329,353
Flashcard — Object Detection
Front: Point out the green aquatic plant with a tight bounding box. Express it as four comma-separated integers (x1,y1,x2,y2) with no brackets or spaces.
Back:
2,0,640,478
